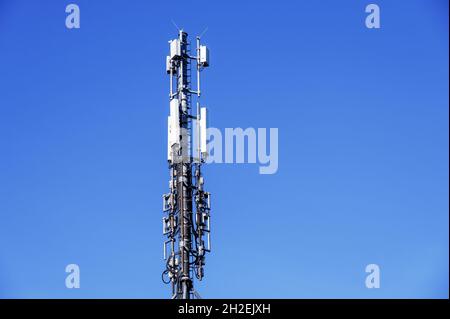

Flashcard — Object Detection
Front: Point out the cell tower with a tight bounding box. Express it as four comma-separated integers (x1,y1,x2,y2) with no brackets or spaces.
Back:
162,29,211,299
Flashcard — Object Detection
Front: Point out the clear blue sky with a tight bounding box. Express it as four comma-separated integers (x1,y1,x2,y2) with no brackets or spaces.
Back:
0,0,448,298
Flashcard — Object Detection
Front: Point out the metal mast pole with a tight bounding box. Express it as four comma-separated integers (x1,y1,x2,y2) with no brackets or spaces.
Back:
163,29,211,299
177,30,192,299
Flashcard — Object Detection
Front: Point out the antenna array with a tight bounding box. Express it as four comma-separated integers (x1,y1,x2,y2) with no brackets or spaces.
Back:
162,30,211,299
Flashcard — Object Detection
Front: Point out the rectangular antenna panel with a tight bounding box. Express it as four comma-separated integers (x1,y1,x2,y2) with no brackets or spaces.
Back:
200,45,209,67
167,116,171,160
166,56,172,74
168,99,180,161
200,107,207,155
170,39,180,59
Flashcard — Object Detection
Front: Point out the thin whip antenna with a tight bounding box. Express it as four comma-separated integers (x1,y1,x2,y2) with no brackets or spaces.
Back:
199,27,209,39
171,19,181,32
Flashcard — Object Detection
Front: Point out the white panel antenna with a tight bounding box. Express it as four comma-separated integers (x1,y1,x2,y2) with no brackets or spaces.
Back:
199,45,209,67
200,107,208,159
169,39,180,59
167,116,172,161
167,98,180,161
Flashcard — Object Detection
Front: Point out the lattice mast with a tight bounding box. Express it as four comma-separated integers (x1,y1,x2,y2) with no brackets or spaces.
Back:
162,30,211,299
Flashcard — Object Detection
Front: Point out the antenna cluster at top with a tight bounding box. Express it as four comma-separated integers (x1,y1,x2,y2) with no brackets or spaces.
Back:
166,30,210,164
